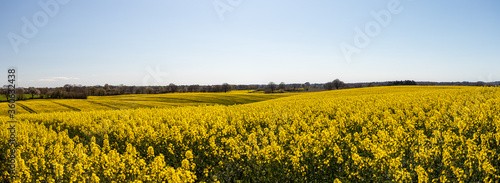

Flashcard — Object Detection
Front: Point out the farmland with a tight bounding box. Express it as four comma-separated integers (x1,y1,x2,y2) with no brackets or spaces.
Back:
0,90,298,116
1,86,500,182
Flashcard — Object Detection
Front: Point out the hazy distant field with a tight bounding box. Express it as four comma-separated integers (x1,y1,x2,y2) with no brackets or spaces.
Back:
0,94,38,101
0,90,298,116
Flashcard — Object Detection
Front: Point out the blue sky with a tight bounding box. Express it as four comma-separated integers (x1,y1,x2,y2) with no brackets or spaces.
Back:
1,0,499,87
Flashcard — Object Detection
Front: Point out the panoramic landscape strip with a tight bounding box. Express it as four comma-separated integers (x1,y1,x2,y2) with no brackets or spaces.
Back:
1,85,500,182
1,1,499,182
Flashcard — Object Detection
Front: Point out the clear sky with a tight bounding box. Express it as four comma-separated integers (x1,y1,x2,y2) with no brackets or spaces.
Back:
1,0,499,87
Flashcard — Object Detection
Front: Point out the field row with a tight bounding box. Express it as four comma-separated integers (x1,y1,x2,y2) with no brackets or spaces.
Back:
0,91,297,116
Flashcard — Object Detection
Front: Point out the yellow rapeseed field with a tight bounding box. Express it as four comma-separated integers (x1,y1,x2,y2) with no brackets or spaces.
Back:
1,86,499,182
0,90,297,116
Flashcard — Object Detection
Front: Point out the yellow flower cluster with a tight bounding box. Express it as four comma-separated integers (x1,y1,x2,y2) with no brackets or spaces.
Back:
0,86,499,182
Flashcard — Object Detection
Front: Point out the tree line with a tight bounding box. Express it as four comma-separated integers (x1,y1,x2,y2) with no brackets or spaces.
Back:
2,79,495,101
0,79,397,101
263,82,311,93
0,82,313,101
0,83,236,101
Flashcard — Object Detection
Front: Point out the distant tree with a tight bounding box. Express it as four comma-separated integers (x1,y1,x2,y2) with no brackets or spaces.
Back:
127,87,135,94
267,82,276,93
200,86,211,93
118,88,126,95
222,83,231,93
188,85,200,92
404,80,416,85
74,85,87,95
485,83,493,87
16,88,27,100
332,79,345,90
104,84,110,91
28,87,40,99
63,84,72,93
248,85,259,90
474,82,485,86
28,87,35,98
236,85,248,90
89,87,97,96
323,82,334,90
97,88,106,96
211,85,221,92
305,82,311,87
278,82,286,90
368,83,377,87
158,86,165,93
168,83,178,93
135,87,144,94
55,88,66,99
390,80,417,86
146,87,155,94
301,83,309,91
40,88,48,96
0,88,7,101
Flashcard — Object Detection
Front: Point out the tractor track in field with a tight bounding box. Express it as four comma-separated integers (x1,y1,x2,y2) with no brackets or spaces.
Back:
17,103,37,114
87,101,120,110
52,101,81,111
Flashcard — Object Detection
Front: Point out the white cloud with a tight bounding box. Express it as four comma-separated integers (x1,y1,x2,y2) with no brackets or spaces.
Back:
34,77,80,82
